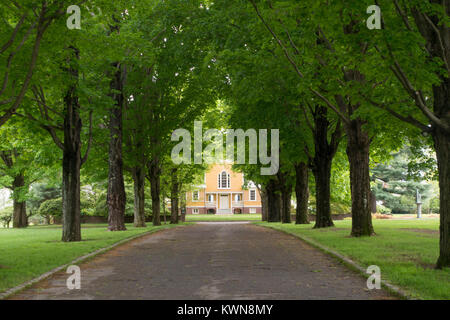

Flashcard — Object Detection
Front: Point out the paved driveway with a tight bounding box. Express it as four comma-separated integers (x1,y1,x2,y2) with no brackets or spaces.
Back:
11,222,393,300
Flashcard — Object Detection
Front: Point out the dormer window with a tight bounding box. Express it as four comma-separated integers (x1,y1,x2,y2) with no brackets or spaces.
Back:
218,171,230,189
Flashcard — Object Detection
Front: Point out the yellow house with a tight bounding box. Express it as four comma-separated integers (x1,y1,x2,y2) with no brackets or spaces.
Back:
186,163,261,215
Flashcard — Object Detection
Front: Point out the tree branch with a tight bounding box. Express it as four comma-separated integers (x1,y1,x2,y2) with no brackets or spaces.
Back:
249,0,350,125
0,12,28,54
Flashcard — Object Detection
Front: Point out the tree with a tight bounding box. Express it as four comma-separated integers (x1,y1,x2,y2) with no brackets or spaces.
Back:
17,2,126,241
0,207,12,228
0,1,70,127
366,0,450,268
38,197,62,224
207,0,340,226
372,147,435,213
121,0,216,226
0,119,57,227
107,60,127,231
245,0,417,237
294,162,309,224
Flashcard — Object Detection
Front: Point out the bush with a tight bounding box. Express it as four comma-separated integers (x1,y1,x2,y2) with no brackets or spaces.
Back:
0,207,12,228
38,198,62,223
372,213,393,220
308,195,351,215
377,204,392,214
81,191,96,216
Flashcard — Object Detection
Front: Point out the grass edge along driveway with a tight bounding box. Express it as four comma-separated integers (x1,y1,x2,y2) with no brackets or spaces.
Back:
255,219,449,300
0,223,187,294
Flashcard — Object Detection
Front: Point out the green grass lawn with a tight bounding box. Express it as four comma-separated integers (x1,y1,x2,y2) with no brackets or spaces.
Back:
256,219,449,300
0,223,184,294
185,214,262,221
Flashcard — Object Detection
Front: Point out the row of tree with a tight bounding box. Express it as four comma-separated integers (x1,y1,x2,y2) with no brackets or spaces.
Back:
0,0,212,236
204,0,448,269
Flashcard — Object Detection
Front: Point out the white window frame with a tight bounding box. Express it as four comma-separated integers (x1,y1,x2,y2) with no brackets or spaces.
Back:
249,208,256,214
235,194,242,202
208,194,214,202
193,208,199,214
192,190,200,201
218,171,231,189
249,189,256,201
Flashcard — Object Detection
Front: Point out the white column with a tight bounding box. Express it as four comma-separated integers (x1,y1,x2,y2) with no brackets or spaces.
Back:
231,192,233,215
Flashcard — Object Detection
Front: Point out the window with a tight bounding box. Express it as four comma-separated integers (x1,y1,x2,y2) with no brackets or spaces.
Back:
218,171,230,189
249,189,256,201
208,194,214,202
249,208,256,214
192,191,199,201
193,208,199,214
235,194,242,202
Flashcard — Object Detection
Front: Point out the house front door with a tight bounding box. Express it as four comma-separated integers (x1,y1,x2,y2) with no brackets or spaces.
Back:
220,195,229,209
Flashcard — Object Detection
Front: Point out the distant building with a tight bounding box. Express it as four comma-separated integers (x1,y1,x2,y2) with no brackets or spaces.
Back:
185,164,261,215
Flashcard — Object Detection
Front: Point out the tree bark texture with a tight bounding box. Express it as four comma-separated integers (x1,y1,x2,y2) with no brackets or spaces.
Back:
266,179,281,222
12,174,27,228
61,47,82,242
107,63,127,231
170,168,179,224
131,166,146,227
295,162,310,224
345,118,374,237
148,158,161,226
311,106,340,228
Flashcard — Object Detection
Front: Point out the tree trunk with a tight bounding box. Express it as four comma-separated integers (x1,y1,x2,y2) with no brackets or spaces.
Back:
410,3,450,268
278,173,291,223
281,190,291,223
311,106,340,228
12,173,27,228
312,161,333,228
345,119,374,237
260,186,268,221
295,162,310,224
180,185,186,222
61,47,82,242
162,190,167,224
170,168,179,224
148,159,161,226
266,179,281,222
107,63,127,231
433,80,450,268
370,190,377,214
13,199,27,228
61,102,82,241
131,166,146,227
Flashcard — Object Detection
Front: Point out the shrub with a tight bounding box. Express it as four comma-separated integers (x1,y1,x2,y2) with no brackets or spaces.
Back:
372,213,393,220
0,207,13,228
38,198,62,223
377,204,392,214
